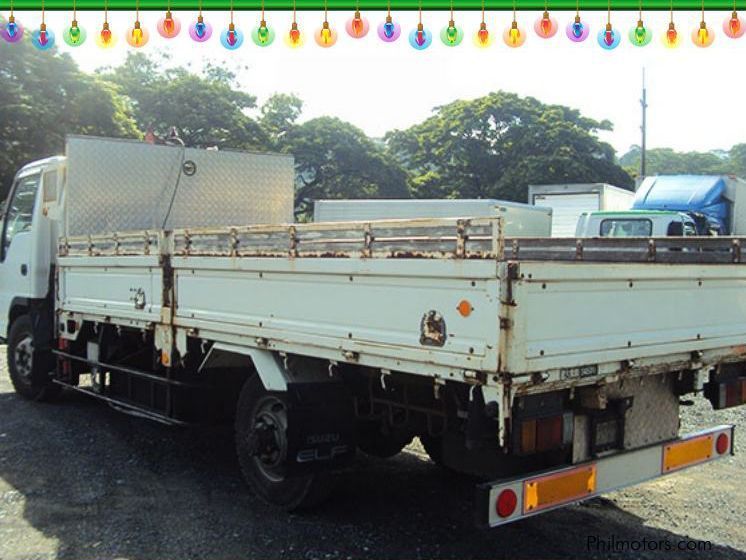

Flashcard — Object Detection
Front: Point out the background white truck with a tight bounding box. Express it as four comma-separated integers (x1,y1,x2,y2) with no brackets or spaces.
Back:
528,183,634,237
313,198,552,237
575,210,699,238
2,136,745,526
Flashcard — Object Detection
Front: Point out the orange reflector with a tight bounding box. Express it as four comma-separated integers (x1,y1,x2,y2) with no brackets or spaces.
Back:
457,300,473,317
662,434,712,473
523,464,596,514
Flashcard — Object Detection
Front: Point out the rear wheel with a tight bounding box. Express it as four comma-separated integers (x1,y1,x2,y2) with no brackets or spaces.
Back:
235,376,331,510
7,315,61,401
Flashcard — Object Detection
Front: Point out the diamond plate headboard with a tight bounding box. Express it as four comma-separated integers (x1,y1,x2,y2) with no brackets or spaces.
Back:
64,135,295,236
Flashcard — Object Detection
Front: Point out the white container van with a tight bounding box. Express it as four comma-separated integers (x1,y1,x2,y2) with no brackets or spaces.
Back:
528,183,634,237
313,198,552,237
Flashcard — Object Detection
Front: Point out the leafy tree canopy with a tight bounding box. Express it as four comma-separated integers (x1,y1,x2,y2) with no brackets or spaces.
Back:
261,93,304,147
0,34,139,198
620,145,746,179
100,53,267,150
278,116,410,218
385,92,633,202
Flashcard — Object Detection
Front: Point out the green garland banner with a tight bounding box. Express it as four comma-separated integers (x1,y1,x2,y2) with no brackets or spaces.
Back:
2,0,740,9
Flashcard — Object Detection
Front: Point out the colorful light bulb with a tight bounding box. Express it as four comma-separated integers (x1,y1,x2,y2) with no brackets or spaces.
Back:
346,10,369,38
440,19,463,46
95,21,117,48
1,15,24,43
157,10,181,38
189,15,213,42
314,20,337,47
597,22,620,49
284,21,303,47
251,20,275,46
31,22,55,50
629,19,652,46
503,20,526,47
63,19,87,46
723,11,744,38
662,21,679,47
566,15,589,42
534,10,558,38
220,22,244,49
126,20,149,47
377,15,401,42
692,20,714,47
408,22,432,49
474,21,492,47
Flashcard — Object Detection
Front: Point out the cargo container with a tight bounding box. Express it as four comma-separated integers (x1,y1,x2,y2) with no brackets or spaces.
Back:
633,174,746,235
313,198,552,237
528,183,634,237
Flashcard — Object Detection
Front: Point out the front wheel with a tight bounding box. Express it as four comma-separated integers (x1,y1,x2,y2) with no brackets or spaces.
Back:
7,315,61,402
235,376,331,511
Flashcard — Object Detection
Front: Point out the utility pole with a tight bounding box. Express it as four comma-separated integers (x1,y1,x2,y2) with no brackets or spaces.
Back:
640,68,648,183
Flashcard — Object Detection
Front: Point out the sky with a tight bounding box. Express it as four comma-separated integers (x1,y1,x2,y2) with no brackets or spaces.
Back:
12,8,746,157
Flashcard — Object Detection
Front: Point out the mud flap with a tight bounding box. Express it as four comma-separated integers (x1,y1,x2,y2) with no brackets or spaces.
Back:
465,385,499,450
284,381,356,476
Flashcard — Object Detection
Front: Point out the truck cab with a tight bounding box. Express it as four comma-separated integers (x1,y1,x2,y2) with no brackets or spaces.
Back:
575,210,698,238
0,156,65,340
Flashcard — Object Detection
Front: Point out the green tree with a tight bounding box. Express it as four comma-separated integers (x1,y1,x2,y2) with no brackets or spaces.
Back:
385,91,633,202
0,32,139,198
729,144,746,178
620,146,730,179
261,93,303,146
101,53,267,149
279,117,410,218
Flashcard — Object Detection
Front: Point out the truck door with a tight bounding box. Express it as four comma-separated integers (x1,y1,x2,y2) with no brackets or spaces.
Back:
0,172,41,338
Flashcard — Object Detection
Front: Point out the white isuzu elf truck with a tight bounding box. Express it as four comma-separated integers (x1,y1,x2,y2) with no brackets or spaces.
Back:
1,136,744,527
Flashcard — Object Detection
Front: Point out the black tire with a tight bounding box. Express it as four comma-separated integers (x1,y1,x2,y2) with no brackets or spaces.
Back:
419,434,444,466
7,315,61,402
235,376,331,511
357,422,412,458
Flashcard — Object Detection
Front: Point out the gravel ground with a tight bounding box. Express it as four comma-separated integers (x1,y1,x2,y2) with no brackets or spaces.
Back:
1,350,745,560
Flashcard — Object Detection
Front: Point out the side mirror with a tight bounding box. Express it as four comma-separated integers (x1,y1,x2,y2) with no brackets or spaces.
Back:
667,221,684,236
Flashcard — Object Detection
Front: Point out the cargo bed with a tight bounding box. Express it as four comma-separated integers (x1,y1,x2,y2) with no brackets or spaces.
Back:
57,218,746,393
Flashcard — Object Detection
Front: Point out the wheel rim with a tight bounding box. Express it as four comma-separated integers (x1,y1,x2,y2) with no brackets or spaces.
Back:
13,335,34,382
247,396,289,482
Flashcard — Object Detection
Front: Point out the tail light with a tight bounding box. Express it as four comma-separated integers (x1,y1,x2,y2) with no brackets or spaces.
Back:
515,411,573,454
705,376,746,410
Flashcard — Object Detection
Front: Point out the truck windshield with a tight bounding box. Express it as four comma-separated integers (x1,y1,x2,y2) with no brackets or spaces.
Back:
599,218,652,237
3,174,39,255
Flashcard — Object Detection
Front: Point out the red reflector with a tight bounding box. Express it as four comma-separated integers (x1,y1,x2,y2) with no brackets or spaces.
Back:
496,489,518,518
716,433,729,455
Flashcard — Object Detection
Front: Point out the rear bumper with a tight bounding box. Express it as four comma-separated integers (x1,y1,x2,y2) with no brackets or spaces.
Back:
476,424,734,528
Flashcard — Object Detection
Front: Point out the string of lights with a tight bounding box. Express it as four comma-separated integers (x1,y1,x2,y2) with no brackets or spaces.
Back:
1,0,742,49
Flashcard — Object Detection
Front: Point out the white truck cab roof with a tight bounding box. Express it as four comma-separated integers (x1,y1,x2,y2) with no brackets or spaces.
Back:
576,209,697,237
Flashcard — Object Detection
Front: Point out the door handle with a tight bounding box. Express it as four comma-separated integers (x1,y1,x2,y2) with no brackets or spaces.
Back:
20,264,27,276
